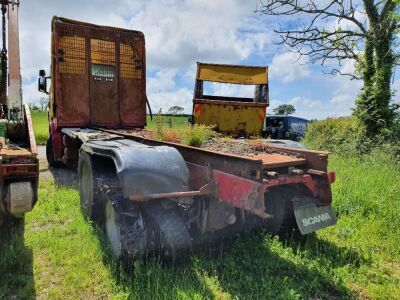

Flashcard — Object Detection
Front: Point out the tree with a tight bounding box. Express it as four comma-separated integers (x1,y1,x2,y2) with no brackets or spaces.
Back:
28,102,39,110
39,97,49,111
167,106,184,115
273,104,296,115
258,0,400,137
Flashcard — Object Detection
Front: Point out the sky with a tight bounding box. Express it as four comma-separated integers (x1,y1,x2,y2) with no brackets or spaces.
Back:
17,0,399,120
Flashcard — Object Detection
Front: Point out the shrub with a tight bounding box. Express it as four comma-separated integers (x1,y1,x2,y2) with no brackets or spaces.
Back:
181,124,215,147
161,129,181,143
302,116,400,161
302,117,370,155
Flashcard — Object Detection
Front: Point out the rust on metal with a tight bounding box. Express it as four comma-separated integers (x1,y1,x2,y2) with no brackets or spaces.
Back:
129,181,217,202
97,129,333,210
51,17,146,128
24,104,37,155
196,62,268,85
193,62,269,136
252,152,306,169
7,0,22,112
101,128,265,181
212,169,270,219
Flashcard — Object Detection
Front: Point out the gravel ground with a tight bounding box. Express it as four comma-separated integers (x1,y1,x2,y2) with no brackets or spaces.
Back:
38,146,78,186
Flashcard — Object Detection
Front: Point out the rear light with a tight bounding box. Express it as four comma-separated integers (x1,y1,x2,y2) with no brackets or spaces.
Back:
2,164,38,176
327,171,336,183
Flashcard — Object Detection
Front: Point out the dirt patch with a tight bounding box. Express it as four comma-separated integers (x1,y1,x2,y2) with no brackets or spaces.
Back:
39,159,78,187
202,138,266,157
120,129,268,155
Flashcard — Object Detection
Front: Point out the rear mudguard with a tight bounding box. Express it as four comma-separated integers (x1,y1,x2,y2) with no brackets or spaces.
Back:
81,139,189,199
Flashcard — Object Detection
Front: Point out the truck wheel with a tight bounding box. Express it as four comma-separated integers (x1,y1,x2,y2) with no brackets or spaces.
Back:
104,191,147,262
105,200,122,257
145,202,191,264
46,136,58,167
78,151,102,221
264,188,296,235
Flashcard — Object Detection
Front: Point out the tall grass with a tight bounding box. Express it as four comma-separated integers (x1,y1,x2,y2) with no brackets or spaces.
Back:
1,112,397,298
29,111,189,146
153,112,215,147
1,152,399,298
31,110,48,145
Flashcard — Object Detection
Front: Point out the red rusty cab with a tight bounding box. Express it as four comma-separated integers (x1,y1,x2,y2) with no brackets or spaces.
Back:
49,17,146,129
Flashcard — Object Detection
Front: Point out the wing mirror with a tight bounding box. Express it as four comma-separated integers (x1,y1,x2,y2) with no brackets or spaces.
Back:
38,69,50,94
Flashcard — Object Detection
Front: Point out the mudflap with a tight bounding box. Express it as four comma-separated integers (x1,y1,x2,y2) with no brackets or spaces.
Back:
293,197,337,235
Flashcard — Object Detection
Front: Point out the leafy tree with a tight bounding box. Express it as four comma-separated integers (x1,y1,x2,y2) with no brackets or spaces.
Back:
39,97,49,110
273,104,296,115
258,0,400,137
28,103,39,110
167,106,184,115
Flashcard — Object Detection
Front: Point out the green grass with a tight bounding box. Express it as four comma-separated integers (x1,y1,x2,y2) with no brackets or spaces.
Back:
5,112,398,298
1,152,399,299
146,114,189,130
31,110,48,145
30,111,188,145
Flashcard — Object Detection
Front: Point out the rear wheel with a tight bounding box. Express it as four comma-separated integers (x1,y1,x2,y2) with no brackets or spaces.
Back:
103,190,147,262
145,202,191,264
264,188,296,235
103,194,190,264
46,136,57,167
78,151,105,221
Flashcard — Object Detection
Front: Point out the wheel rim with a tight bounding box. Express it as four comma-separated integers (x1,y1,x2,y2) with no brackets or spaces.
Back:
105,201,122,258
79,160,93,216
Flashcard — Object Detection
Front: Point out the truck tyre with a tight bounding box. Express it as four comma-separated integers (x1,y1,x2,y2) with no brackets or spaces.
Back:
144,202,191,264
78,151,103,221
264,188,296,235
103,191,147,263
46,136,57,167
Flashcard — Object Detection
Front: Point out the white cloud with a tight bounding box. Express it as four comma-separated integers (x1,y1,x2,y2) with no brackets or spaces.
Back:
205,82,254,98
15,0,396,120
18,0,272,108
127,0,266,70
330,94,353,104
148,88,193,113
147,69,178,93
269,52,310,83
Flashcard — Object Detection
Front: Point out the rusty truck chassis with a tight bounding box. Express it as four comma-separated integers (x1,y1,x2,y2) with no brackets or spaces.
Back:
99,128,335,222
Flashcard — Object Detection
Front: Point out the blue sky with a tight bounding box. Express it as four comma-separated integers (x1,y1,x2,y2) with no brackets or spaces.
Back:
18,0,398,119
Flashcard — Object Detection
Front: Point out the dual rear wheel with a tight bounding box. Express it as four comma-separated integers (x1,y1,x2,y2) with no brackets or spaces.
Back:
78,151,191,264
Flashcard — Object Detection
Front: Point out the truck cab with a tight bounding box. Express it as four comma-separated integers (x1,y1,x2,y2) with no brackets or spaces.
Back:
263,115,310,141
38,17,147,166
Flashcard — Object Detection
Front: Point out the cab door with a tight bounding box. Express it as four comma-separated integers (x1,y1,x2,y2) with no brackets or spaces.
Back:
89,39,120,127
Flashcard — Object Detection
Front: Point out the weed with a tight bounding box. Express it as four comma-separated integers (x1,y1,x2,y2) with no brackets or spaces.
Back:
161,128,181,143
181,124,215,147
248,139,265,151
155,108,164,140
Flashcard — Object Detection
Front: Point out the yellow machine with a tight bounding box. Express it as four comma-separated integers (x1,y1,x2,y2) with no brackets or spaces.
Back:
192,63,269,136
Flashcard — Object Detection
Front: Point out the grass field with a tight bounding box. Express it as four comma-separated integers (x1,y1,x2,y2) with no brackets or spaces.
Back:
30,110,189,145
31,110,49,146
0,114,399,299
